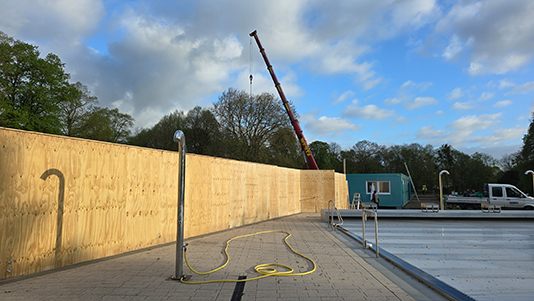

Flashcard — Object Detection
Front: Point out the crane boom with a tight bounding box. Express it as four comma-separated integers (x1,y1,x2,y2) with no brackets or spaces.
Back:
249,30,319,170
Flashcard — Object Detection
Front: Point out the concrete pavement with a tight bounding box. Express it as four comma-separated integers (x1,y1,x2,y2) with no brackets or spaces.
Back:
0,213,442,300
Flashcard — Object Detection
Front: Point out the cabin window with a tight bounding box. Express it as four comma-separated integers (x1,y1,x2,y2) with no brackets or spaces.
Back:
366,181,390,195
492,187,503,197
506,187,521,198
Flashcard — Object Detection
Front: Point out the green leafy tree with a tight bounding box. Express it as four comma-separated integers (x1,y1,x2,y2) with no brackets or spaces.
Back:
59,82,98,136
328,142,344,173
184,106,221,156
309,141,337,170
515,111,534,195
344,140,386,173
0,31,71,134
520,112,534,168
129,110,186,150
77,107,134,143
267,126,302,168
469,152,499,188
384,143,438,193
435,144,499,193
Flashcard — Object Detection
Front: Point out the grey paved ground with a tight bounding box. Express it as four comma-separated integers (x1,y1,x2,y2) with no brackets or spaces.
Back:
1,214,440,300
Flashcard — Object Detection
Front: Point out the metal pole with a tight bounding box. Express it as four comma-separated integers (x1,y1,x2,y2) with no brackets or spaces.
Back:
525,170,534,195
173,130,186,280
374,213,379,258
404,162,420,203
361,210,365,248
439,170,449,211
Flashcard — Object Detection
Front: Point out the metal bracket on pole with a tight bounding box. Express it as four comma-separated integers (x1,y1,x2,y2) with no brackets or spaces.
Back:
172,130,188,281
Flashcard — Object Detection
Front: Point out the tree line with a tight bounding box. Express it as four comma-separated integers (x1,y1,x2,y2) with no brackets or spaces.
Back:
2,31,533,196
0,31,134,143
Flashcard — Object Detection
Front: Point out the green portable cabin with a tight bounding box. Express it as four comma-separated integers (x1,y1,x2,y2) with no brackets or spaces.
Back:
346,173,411,208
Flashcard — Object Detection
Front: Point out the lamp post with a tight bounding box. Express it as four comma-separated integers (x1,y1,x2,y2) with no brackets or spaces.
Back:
525,170,534,195
173,130,186,280
439,170,449,211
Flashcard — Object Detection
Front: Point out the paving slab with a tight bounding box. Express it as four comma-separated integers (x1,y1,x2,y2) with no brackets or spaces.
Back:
1,213,443,301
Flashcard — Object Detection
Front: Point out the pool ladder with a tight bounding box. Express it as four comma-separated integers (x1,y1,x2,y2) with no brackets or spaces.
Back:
362,209,379,258
328,200,343,230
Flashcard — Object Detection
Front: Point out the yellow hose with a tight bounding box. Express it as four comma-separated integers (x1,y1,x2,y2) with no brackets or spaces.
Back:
180,230,316,284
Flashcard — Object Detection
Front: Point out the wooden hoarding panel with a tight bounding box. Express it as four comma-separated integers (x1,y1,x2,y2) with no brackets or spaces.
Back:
0,127,349,280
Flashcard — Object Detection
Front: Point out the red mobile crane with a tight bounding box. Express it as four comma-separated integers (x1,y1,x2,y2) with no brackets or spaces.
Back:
249,30,319,170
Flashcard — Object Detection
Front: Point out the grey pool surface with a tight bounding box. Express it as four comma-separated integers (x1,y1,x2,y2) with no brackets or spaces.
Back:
339,217,534,301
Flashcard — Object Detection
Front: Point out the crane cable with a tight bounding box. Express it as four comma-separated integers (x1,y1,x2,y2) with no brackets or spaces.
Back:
180,230,316,284
249,36,253,100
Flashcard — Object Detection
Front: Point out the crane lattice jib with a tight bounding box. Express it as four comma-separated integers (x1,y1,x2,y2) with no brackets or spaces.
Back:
249,30,319,170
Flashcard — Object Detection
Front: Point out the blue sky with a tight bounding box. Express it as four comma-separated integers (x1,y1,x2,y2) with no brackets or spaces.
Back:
1,0,533,160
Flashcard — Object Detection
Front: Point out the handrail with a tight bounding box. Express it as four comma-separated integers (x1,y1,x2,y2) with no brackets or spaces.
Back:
362,209,379,258
327,200,343,230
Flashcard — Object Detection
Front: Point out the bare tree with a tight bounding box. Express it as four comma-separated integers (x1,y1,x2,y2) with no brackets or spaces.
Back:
213,88,289,163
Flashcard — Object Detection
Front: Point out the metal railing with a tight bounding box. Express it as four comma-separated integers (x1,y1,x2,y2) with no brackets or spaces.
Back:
362,209,379,258
328,200,343,230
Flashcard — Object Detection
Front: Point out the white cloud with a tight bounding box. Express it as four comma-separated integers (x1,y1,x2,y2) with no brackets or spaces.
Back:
384,97,403,105
467,125,527,148
214,36,242,60
400,80,432,91
499,79,515,90
333,90,355,104
416,126,446,140
439,114,502,147
362,77,383,90
467,62,484,76
437,1,534,76
478,92,494,101
405,96,438,110
449,114,501,132
447,87,463,100
394,116,411,123
508,81,534,94
342,102,395,120
0,0,105,41
493,100,512,108
493,125,528,141
442,34,463,60
306,116,361,135
452,101,475,111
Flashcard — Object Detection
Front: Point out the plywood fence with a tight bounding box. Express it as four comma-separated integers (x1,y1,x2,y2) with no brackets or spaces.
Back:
0,127,348,280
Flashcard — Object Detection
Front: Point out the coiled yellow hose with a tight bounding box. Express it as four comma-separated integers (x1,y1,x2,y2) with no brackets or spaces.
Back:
180,230,316,284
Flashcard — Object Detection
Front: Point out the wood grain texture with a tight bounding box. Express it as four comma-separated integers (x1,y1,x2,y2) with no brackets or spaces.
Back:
0,127,348,280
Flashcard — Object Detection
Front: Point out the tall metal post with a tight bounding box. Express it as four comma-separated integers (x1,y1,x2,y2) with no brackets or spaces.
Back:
173,130,186,280
404,162,420,203
525,170,534,195
439,170,449,211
